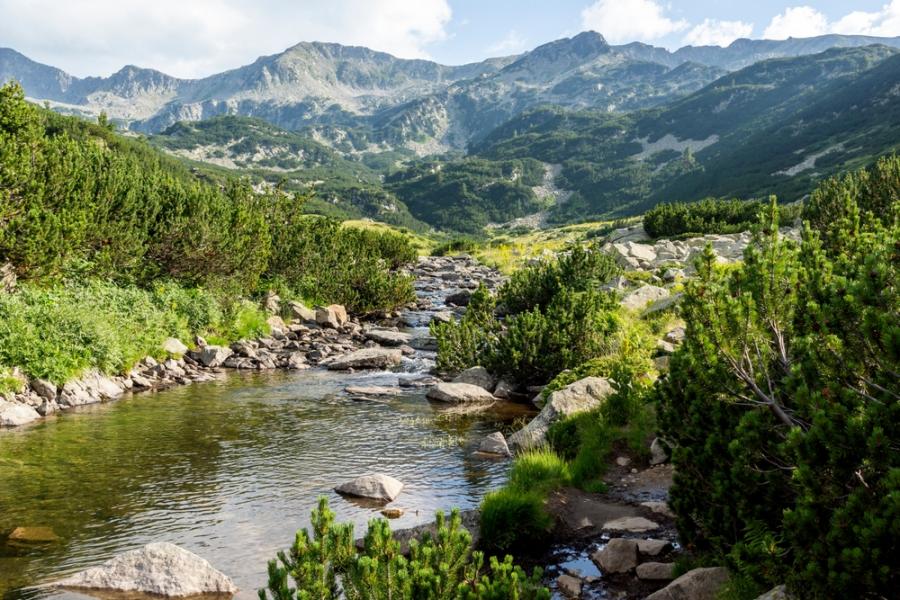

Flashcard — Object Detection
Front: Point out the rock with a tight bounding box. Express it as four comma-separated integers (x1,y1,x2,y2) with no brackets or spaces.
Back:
0,400,41,427
161,338,188,356
645,567,730,600
335,474,403,502
381,508,404,519
1,261,16,293
607,224,649,244
8,526,59,543
602,516,660,533
445,290,472,306
289,301,317,322
625,241,657,262
427,382,495,403
266,315,287,334
316,304,348,328
131,375,153,389
641,501,675,519
664,327,686,344
755,585,792,600
452,366,496,392
636,562,676,581
327,348,402,371
662,268,684,282
58,380,98,408
592,538,638,574
430,311,454,324
30,379,57,401
194,334,207,348
650,438,669,465
36,398,58,416
556,574,582,597
636,539,672,556
263,290,280,314
508,377,613,451
478,432,511,457
616,456,631,467
621,285,669,311
644,293,683,315
656,340,675,354
654,355,670,372
195,346,233,368
53,542,237,596
365,329,412,346
345,385,403,397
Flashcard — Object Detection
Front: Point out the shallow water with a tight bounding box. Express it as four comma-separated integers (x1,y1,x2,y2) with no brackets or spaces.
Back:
0,368,522,599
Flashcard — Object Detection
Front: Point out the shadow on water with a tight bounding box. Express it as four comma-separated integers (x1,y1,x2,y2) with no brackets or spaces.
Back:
0,369,529,600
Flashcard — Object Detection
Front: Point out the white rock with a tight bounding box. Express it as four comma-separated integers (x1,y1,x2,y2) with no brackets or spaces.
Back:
53,542,237,596
621,285,670,311
508,377,613,451
289,301,316,322
427,382,495,403
335,474,403,502
0,400,41,427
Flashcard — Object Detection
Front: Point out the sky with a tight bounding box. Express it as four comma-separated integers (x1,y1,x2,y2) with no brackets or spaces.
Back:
1,0,898,78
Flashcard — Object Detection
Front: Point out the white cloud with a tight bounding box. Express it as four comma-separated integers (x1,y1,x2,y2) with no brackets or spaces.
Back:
683,19,754,47
486,30,528,55
763,2,900,40
580,0,689,44
0,0,452,78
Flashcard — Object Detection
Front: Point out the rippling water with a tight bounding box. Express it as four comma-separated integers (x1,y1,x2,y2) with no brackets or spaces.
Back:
0,368,526,599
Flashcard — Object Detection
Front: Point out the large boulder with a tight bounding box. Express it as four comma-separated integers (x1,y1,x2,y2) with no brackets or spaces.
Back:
0,400,41,427
316,304,348,329
645,567,730,600
335,474,403,502
289,301,317,322
636,562,676,581
195,346,233,368
591,538,638,574
53,542,237,596
508,377,613,451
364,329,412,347
426,382,495,403
452,366,496,392
621,285,669,311
326,348,402,371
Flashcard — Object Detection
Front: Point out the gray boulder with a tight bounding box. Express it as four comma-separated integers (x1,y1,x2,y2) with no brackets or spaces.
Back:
289,301,317,322
636,562,675,581
196,346,233,368
650,437,669,465
452,366,496,392
364,329,412,347
478,432,511,457
53,542,237,596
161,338,188,356
636,539,672,556
556,573,582,597
755,585,792,600
645,567,730,600
602,516,660,533
621,285,669,311
335,474,403,502
30,379,58,401
316,304,348,329
327,348,403,371
591,538,638,574
508,377,613,451
427,382,495,403
0,400,41,427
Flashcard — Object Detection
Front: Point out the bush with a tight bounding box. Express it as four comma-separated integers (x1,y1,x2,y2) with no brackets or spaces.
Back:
643,197,801,239
497,244,619,314
657,181,899,598
432,237,479,257
431,284,499,374
479,488,554,556
259,497,549,600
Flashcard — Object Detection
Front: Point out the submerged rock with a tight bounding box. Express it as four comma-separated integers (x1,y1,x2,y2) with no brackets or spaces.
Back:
508,377,613,451
8,526,59,543
53,542,237,596
335,474,404,502
426,382,495,403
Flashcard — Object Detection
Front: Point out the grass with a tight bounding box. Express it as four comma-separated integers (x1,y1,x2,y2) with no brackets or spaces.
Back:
508,447,571,492
342,219,435,256
0,366,25,395
479,487,554,555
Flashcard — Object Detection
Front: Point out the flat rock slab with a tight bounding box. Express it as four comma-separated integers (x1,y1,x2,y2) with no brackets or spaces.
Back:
53,542,237,596
8,526,59,543
602,516,660,533
426,382,495,403
636,539,672,557
345,385,403,397
620,285,669,311
326,348,402,371
636,562,676,581
364,329,412,346
335,474,403,502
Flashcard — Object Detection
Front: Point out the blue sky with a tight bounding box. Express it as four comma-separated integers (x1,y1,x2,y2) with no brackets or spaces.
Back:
0,1,896,77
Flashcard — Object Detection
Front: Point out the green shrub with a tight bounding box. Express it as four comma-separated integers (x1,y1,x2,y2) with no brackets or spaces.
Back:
431,284,499,373
508,448,571,493
432,237,479,257
643,197,801,239
657,183,899,598
479,488,554,556
259,497,549,600
498,244,619,314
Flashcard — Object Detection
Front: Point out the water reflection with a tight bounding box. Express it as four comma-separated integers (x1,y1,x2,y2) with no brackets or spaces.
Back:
0,369,524,599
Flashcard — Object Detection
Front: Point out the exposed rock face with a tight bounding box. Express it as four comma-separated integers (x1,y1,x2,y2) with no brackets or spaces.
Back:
195,345,233,368
53,542,237,596
326,347,402,370
426,382,495,403
592,538,638,573
335,474,404,502
645,567,730,600
162,337,188,356
508,377,613,450
602,516,660,533
452,366,496,392
478,432,511,457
